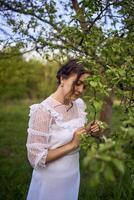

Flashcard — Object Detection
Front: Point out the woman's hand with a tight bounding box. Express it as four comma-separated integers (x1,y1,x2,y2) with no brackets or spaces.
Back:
71,127,87,149
85,121,102,138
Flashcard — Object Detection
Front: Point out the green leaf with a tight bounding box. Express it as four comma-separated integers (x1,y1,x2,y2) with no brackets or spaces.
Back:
90,81,97,87
93,100,101,110
104,166,115,182
112,159,125,174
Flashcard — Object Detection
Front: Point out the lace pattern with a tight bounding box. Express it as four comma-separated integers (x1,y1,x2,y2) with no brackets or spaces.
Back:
26,97,87,169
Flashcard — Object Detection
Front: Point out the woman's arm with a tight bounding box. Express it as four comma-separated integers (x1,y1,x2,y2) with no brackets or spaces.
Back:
46,126,86,163
46,142,76,163
27,104,86,168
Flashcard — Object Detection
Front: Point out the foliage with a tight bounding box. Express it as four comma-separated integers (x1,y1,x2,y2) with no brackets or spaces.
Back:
79,104,134,193
0,1,133,108
0,46,59,100
0,0,134,194
0,101,134,200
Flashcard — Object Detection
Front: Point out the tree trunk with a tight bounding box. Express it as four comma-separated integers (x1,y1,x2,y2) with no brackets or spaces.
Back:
99,88,115,125
72,0,115,126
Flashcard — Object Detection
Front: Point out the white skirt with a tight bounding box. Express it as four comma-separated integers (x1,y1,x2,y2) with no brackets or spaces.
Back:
27,152,80,200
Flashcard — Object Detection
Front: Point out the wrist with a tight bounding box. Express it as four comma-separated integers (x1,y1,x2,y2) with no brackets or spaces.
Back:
69,141,79,151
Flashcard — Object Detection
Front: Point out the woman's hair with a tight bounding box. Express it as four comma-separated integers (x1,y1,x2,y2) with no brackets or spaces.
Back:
56,59,90,85
55,59,91,107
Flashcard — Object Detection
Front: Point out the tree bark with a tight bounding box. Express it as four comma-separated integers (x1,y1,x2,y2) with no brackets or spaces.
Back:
99,88,115,124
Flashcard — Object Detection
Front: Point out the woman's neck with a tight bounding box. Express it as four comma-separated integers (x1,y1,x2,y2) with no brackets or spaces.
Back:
51,88,71,105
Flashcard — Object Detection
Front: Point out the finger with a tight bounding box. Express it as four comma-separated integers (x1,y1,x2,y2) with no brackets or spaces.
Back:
91,127,100,132
93,122,100,127
90,125,97,129
90,126,99,131
93,125,101,130
91,126,100,131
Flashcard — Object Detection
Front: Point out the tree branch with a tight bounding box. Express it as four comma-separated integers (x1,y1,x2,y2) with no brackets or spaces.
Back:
1,1,61,33
71,0,89,32
86,2,114,33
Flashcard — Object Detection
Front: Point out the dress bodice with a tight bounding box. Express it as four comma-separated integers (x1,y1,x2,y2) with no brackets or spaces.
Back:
26,96,87,169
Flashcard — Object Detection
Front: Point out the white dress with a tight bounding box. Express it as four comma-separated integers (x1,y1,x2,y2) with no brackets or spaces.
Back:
26,96,87,200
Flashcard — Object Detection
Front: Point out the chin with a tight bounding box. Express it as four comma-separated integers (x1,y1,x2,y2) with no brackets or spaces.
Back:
71,95,79,101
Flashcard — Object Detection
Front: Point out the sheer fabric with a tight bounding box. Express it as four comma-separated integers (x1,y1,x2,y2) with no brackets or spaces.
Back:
26,105,51,168
26,96,87,200
26,96,87,169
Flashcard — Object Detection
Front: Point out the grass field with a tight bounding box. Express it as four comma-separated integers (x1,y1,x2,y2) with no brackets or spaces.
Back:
0,99,133,200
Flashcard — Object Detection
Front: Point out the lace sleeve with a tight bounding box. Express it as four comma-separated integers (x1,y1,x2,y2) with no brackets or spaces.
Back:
26,104,51,169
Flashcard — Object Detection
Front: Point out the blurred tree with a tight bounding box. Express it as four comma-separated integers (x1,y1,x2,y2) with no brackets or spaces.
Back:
0,45,59,100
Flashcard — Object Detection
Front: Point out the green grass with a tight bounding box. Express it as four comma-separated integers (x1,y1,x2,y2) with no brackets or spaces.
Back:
0,100,32,200
0,100,133,200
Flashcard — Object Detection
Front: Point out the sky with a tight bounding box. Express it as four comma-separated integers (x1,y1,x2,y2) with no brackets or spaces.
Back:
0,1,123,60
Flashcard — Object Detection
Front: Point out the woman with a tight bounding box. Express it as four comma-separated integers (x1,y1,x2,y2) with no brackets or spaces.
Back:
26,59,101,200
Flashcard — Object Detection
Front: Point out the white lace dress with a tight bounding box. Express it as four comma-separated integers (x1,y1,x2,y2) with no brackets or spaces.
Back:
26,95,87,200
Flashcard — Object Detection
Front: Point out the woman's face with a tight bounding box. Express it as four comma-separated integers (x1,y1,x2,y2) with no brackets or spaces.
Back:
61,73,89,101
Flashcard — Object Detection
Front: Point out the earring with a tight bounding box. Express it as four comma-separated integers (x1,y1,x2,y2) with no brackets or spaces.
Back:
61,83,64,87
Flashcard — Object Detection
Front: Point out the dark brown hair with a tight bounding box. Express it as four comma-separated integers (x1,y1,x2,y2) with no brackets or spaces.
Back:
56,59,91,106
56,59,90,85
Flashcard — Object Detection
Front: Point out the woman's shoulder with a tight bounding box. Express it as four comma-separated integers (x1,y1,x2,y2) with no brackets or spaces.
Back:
28,96,52,117
40,96,51,105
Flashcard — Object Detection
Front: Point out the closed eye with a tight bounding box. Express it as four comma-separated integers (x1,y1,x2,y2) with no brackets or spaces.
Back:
76,81,87,89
